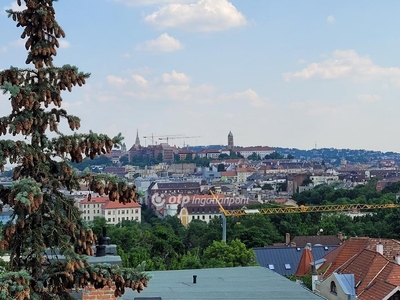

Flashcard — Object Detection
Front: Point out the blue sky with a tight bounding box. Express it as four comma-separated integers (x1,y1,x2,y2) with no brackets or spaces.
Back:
1,0,400,152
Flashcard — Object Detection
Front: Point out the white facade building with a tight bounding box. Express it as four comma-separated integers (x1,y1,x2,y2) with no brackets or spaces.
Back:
79,196,141,225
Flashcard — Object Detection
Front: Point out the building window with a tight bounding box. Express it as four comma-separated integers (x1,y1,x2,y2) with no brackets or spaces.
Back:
97,210,99,214
118,218,120,222
268,264,275,270
122,217,125,221
330,281,337,295
118,210,120,214
87,216,90,220
83,210,86,214
108,211,111,215
202,216,205,220
108,218,111,222
122,210,125,214
83,205,86,208
135,209,138,214
284,264,291,270
113,218,115,222
135,216,138,220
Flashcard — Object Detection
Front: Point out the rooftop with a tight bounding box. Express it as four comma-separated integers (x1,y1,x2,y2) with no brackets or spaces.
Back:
120,266,324,299
254,245,337,276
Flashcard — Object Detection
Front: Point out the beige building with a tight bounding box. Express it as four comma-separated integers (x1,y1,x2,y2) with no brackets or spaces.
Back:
236,167,256,183
79,196,141,225
103,201,141,225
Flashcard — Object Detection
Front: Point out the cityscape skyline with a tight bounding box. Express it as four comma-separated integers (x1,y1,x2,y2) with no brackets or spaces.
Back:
1,1,400,152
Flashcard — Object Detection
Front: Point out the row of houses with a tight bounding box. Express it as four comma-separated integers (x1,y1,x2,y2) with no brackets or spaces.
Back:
254,233,400,299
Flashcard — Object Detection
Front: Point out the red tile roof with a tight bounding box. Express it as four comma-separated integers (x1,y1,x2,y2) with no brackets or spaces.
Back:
220,171,237,177
322,237,400,280
103,201,140,209
236,167,255,173
80,196,109,204
333,248,400,300
295,247,314,276
234,146,274,151
322,237,370,279
292,235,343,247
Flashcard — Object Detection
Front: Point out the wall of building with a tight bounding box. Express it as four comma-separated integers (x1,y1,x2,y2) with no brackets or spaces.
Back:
316,276,351,300
104,208,141,225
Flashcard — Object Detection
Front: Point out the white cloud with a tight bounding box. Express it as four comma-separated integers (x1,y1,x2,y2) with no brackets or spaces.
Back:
327,15,335,24
8,38,70,49
113,0,195,6
283,50,400,86
132,74,149,87
358,94,382,103
3,1,26,13
63,101,83,109
144,0,247,32
123,53,131,58
58,40,71,48
162,70,191,84
298,59,307,64
136,33,183,52
9,39,25,47
220,89,271,108
289,100,344,116
106,75,128,87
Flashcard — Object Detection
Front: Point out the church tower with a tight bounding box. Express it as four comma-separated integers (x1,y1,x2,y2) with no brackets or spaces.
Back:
134,129,141,149
228,131,234,150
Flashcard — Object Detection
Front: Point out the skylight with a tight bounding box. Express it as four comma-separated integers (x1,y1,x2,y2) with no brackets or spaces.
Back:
268,264,275,270
285,264,291,270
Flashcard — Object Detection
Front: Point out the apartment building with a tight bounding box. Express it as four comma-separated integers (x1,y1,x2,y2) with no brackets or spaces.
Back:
79,196,141,225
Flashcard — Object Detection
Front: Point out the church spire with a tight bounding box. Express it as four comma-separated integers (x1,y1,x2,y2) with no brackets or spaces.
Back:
134,129,141,148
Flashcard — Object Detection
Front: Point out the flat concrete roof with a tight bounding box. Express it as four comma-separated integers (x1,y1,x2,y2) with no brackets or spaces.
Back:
121,266,324,299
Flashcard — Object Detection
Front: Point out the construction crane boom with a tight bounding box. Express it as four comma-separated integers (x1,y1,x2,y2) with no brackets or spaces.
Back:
221,203,400,217
143,134,184,145
209,191,400,241
158,135,202,144
210,191,400,216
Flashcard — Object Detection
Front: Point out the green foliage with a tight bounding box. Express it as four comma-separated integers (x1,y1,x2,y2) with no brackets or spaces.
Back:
301,177,313,186
262,183,274,190
202,239,257,268
247,152,261,161
264,152,284,159
71,155,112,171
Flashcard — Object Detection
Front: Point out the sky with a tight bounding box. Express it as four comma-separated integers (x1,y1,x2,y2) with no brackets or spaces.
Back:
1,0,400,152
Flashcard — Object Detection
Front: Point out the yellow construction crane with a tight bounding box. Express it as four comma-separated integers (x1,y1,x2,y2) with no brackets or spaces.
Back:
143,134,184,146
158,135,202,145
209,191,400,241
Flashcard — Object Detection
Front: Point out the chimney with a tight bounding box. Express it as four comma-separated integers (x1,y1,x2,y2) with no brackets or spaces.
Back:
96,227,111,257
395,254,400,265
337,232,343,241
193,275,197,284
311,265,318,292
376,241,383,255
285,233,290,245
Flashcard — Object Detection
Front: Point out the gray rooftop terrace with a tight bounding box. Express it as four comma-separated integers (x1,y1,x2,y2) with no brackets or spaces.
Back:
121,266,324,300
